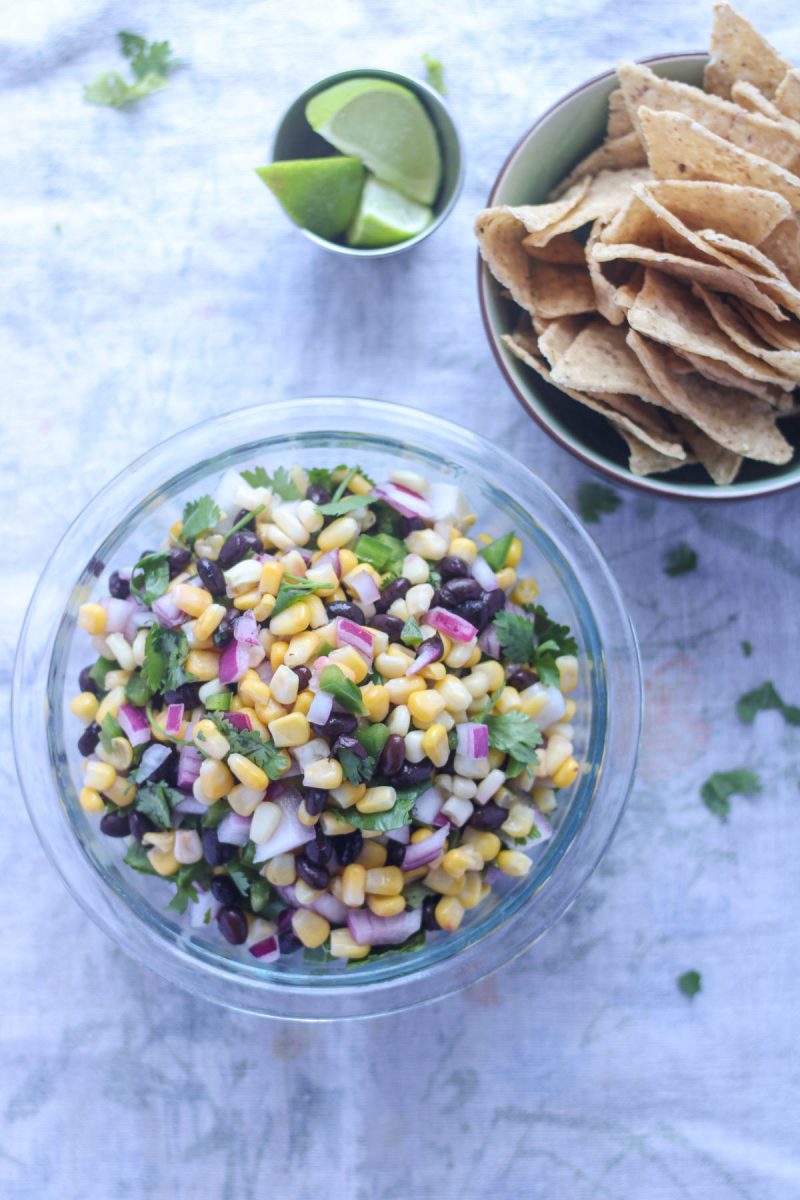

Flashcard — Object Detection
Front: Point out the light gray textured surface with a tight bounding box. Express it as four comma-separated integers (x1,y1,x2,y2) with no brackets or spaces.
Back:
2,2,800,1197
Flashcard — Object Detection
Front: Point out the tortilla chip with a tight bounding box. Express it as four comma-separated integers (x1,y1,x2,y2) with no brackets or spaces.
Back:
618,428,694,475
601,188,662,248
523,232,587,265
536,315,587,366
591,239,786,321
638,107,800,208
607,87,634,138
759,217,800,290
676,348,786,404
704,2,791,101
742,302,800,351
626,326,792,463
502,179,592,241
617,59,799,168
696,228,783,279
626,269,796,389
585,220,628,325
550,131,647,198
775,68,800,123
693,283,800,379
637,179,790,245
523,168,651,248
526,260,597,318
549,318,675,408
730,79,800,156
671,415,743,484
613,266,645,311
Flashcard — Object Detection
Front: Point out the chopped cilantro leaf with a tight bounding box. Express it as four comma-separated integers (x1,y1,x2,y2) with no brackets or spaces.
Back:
736,681,800,727
664,543,698,576
422,53,446,93
316,493,378,517
741,640,753,658
240,465,302,500
340,785,422,831
180,495,220,544
492,611,535,664
677,969,702,998
118,31,181,79
130,552,170,606
135,780,184,829
84,32,182,108
167,862,212,915
201,799,230,828
486,710,542,771
207,713,289,779
123,841,157,875
141,624,192,694
339,748,376,786
272,572,335,617
700,769,762,819
492,605,576,689
578,482,620,524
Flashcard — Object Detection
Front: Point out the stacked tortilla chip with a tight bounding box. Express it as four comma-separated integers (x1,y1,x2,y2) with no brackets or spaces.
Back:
476,3,800,483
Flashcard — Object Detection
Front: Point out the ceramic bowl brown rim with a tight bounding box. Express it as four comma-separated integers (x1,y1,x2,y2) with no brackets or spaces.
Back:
477,52,800,502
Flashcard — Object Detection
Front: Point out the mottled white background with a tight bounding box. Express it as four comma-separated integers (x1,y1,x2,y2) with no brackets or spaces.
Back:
2,1,800,1196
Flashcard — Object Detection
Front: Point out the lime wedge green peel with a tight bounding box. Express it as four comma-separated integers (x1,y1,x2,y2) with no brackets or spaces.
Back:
255,157,364,239
347,174,432,247
305,78,442,206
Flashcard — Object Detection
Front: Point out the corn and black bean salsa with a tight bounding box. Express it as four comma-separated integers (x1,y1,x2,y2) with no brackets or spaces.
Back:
70,463,580,964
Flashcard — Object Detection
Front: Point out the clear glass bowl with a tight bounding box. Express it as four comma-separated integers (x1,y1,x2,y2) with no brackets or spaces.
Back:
13,398,642,1020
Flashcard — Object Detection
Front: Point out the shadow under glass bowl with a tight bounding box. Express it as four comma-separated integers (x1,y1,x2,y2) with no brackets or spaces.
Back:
13,398,641,1020
270,67,464,258
478,52,800,501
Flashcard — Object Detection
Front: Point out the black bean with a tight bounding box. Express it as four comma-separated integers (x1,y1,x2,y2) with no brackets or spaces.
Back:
453,597,486,628
305,826,333,866
100,811,131,838
218,530,261,569
301,787,328,817
277,907,295,935
278,930,302,955
130,811,157,844
164,681,203,707
385,839,406,867
218,906,248,945
310,711,358,740
233,508,256,530
78,665,99,695
334,734,367,759
293,665,312,691
325,600,365,624
212,610,237,647
470,803,507,830
168,546,193,577
379,734,406,776
439,577,482,605
438,556,470,582
211,876,242,908
369,613,404,641
393,760,434,788
421,894,441,930
483,588,506,620
398,515,425,536
306,483,331,505
374,577,410,614
197,556,226,597
507,666,536,691
296,856,330,890
77,723,100,756
149,748,178,785
202,827,235,866
108,571,131,599
333,829,363,866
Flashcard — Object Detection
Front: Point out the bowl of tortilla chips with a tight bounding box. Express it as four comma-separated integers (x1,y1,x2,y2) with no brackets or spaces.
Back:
477,3,800,498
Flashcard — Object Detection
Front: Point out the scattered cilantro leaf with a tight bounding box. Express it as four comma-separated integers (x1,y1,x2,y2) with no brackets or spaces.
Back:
207,713,290,779
180,495,220,544
226,862,254,899
141,624,192,694
354,532,406,575
340,786,422,831
480,532,515,573
167,862,212,915
371,499,404,537
741,640,752,658
130,552,170,605
319,664,365,714
339,748,376,786
403,881,434,908
677,969,702,999
486,711,542,771
135,780,183,829
578,482,620,524
240,465,302,500
492,606,576,689
347,927,426,968
422,53,446,93
316,494,378,517
201,799,229,828
492,611,535,664
123,841,157,875
272,572,335,617
84,33,182,109
118,32,181,79
99,714,123,754
664,543,698,576
701,769,762,819
401,615,424,647
736,681,800,727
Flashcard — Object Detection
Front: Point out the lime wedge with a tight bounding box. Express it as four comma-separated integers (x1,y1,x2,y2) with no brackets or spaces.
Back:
255,157,364,239
306,78,442,206
346,174,433,248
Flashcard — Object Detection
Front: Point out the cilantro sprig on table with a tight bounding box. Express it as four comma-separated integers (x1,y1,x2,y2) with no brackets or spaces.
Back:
492,604,577,689
422,54,446,94
736,681,800,727
700,769,762,819
84,32,183,109
578,482,620,524
664,543,698,576
677,970,702,999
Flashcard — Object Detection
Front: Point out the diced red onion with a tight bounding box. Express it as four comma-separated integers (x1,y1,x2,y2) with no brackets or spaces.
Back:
256,660,274,684
137,742,171,782
117,703,151,748
124,607,155,643
250,935,280,961
173,796,208,816
427,482,470,522
234,610,260,646
101,596,137,634
385,824,411,845
227,711,253,732
347,906,422,946
307,689,333,726
406,633,444,676
217,812,252,846
412,785,444,825
433,812,450,827
401,823,449,870
426,607,478,643
219,638,250,684
151,593,185,628
336,617,374,660
347,569,381,606
315,549,341,579
251,786,314,861
177,744,202,790
165,703,184,736
277,884,299,907
311,891,348,926
456,722,489,759
189,889,220,927
478,626,502,659
372,482,433,521
472,555,500,591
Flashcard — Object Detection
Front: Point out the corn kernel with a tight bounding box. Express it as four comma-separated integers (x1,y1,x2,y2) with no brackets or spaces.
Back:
367,893,406,917
148,847,180,877
270,602,312,638
269,641,288,671
193,719,230,760
474,659,505,691
342,863,367,907
406,528,448,560
495,567,517,591
184,649,220,682
296,799,319,826
269,664,299,706
317,516,358,552
386,704,411,736
319,810,356,836
194,603,226,641
501,802,535,839
544,734,573,778
330,928,371,959
552,756,580,789
79,786,104,813
423,865,463,896
294,689,314,715
435,676,472,712
361,683,390,721
228,752,269,792
408,689,446,728
435,895,465,930
357,785,397,814
227,783,266,816
375,651,412,679
357,840,388,869
78,603,106,635
511,577,540,605
450,536,477,563
254,698,287,725
303,757,343,790
557,655,579,694
84,760,116,792
264,852,296,886
421,661,447,682
95,685,126,724
290,908,330,949
106,776,136,807
462,828,502,861
196,758,230,801
259,560,285,596
442,845,484,878
421,723,449,768
497,849,533,877
330,781,366,809
70,692,99,723
385,676,427,705
564,699,577,721
284,631,319,668
364,866,404,895
173,584,213,617
459,871,484,909
444,639,478,669
269,711,310,748
329,644,370,684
